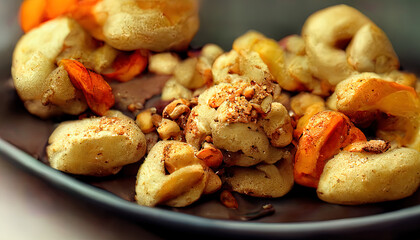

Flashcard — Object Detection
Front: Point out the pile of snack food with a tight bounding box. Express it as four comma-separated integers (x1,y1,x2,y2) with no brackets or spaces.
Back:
11,0,420,208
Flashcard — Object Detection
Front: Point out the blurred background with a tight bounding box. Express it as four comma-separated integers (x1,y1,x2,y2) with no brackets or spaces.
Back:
0,0,20,79
192,0,420,72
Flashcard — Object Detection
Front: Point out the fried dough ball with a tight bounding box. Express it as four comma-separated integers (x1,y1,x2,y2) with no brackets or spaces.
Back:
91,0,199,52
317,147,420,205
332,73,420,151
259,102,294,148
47,110,147,176
334,72,420,127
173,57,206,89
12,18,87,118
174,44,224,89
376,115,420,152
212,49,273,85
161,77,193,100
290,92,325,117
159,43,224,100
281,35,333,96
290,92,327,138
233,31,291,88
11,17,118,118
346,23,399,73
234,31,332,95
383,70,417,88
135,140,221,207
211,121,291,166
223,154,294,198
302,4,399,86
183,80,293,197
195,43,225,84
185,81,293,167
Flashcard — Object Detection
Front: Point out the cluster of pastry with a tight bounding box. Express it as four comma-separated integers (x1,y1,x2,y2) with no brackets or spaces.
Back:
12,1,420,208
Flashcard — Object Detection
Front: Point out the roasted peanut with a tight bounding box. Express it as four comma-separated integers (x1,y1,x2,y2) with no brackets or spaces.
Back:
196,143,223,168
162,99,191,120
260,95,273,113
242,86,255,100
220,190,239,209
136,108,156,133
127,102,144,113
151,114,163,127
157,119,181,140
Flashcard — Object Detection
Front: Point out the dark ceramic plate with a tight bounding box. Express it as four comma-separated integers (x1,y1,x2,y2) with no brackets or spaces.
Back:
1,1,420,239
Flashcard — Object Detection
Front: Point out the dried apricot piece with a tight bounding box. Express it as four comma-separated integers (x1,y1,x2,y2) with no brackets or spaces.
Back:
59,59,114,115
294,110,366,188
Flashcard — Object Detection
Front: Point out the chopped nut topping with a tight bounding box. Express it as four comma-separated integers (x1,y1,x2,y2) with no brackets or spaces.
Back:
196,143,223,168
162,99,190,120
157,119,181,140
207,81,276,123
136,109,155,133
220,190,239,209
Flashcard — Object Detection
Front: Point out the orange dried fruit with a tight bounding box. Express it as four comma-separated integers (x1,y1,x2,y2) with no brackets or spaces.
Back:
59,59,114,116
45,0,78,19
19,0,100,33
19,0,47,33
68,0,103,40
336,75,420,125
103,50,148,82
294,110,366,188
196,147,223,169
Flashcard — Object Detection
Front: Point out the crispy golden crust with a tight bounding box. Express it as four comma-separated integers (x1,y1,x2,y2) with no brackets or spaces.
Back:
93,0,199,51
135,140,221,207
47,110,146,176
302,4,398,86
317,147,420,205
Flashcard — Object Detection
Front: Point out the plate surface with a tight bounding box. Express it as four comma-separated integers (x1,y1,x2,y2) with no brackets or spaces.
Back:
1,1,420,239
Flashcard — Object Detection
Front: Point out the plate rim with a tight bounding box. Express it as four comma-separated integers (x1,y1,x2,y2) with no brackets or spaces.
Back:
1,137,419,238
